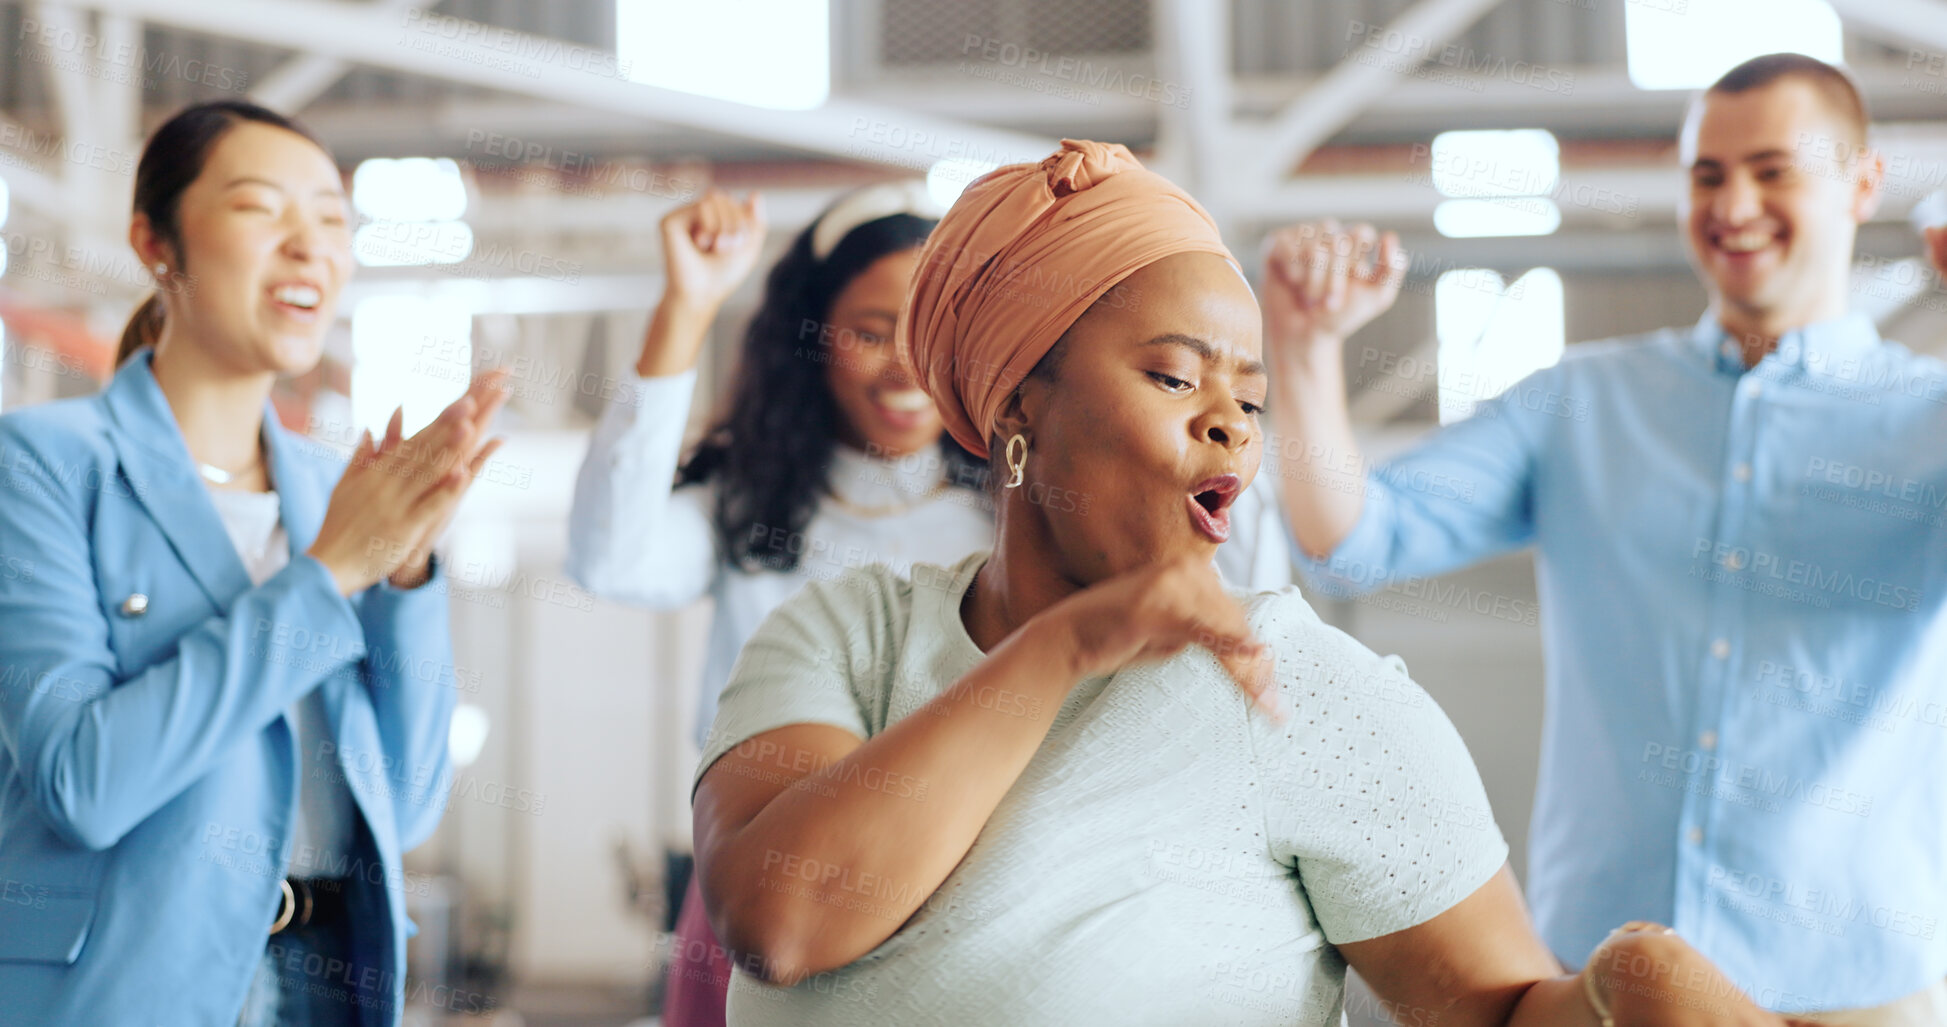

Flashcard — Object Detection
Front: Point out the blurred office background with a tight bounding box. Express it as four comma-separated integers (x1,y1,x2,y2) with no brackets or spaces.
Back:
1,0,1943,1023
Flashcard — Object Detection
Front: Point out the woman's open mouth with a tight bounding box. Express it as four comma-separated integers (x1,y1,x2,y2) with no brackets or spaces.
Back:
1187,474,1241,544
267,281,324,323
871,388,933,431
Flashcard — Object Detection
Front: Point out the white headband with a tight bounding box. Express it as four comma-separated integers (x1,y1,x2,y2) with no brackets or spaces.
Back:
810,181,946,261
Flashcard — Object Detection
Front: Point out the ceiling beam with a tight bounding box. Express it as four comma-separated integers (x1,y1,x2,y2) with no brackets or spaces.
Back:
1253,0,1508,184
250,0,435,112
60,0,1056,172
1239,166,1682,226
1826,0,1947,66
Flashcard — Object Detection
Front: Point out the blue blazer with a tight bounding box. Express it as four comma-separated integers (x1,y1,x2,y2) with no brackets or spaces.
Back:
0,352,458,1025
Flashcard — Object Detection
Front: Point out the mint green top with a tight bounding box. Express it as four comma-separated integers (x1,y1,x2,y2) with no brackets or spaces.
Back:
698,551,1508,1026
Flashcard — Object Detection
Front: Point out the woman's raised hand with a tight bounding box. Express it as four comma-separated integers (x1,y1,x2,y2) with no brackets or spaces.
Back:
663,188,767,311
636,189,767,377
1259,219,1408,358
1035,554,1281,720
307,369,509,596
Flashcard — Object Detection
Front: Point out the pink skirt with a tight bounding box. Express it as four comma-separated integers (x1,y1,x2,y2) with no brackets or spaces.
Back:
661,874,731,1027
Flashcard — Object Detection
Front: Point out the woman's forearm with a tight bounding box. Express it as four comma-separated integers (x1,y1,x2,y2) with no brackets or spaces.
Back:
634,296,718,377
355,570,459,850
704,617,1081,982
1268,339,1368,559
8,556,361,851
1504,976,1605,1027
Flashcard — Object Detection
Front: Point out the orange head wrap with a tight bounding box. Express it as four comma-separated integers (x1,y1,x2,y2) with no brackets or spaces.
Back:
897,139,1236,458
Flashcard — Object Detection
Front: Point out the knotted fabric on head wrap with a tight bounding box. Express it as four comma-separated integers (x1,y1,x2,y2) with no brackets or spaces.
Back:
896,138,1236,458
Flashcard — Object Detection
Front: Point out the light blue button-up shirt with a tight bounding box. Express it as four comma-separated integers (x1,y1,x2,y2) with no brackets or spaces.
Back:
1299,313,1947,1012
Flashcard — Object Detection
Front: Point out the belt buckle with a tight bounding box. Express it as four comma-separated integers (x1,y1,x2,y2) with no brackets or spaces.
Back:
269,879,313,935
270,879,296,935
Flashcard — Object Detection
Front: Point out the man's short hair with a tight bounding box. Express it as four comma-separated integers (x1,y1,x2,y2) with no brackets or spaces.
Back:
1706,52,1869,147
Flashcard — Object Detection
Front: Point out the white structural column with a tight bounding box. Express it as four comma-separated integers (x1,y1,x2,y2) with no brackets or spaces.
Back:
1253,0,1507,185
1151,0,1234,211
26,5,142,248
0,112,67,217
62,0,1056,172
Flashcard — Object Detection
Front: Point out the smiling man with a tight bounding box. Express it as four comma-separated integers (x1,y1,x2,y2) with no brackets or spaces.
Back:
1262,53,1947,1023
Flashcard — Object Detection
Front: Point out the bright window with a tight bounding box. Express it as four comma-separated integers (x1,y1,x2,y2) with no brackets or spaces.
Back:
352,158,472,267
450,704,491,768
617,0,830,110
1433,198,1563,238
352,158,467,222
927,158,998,208
353,221,475,267
1431,129,1560,199
1435,268,1565,424
1430,129,1562,238
1624,0,1842,91
350,295,473,436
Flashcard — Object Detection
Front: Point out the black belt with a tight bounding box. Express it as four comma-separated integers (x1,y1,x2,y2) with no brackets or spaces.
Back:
270,877,351,935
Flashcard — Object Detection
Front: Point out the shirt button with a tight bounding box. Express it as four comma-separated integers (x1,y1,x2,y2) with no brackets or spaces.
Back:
1699,730,1717,751
119,593,149,617
1720,340,1739,359
1687,826,1705,845
1732,463,1752,483
1710,638,1730,660
1744,381,1763,399
1723,551,1745,570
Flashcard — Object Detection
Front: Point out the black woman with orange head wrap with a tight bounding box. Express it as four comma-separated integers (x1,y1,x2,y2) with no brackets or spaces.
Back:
689,141,1779,1027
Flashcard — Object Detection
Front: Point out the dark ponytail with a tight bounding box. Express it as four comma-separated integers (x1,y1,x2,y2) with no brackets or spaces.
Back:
115,295,167,366
117,100,329,367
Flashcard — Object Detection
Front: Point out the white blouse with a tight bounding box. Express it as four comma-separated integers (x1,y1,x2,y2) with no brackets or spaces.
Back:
205,486,357,878
566,370,1294,745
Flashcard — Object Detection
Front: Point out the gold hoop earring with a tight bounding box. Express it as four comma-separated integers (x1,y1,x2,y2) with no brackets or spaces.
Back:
1004,433,1027,489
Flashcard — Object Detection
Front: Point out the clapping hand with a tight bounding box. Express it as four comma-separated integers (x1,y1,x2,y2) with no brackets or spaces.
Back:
307,368,510,595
